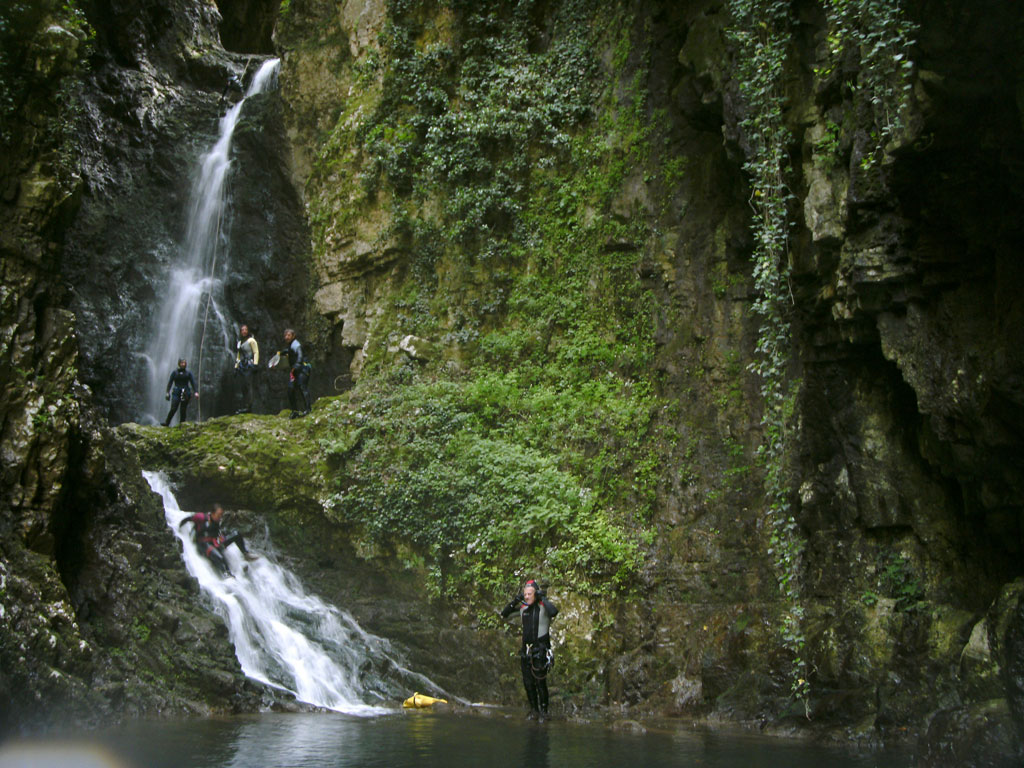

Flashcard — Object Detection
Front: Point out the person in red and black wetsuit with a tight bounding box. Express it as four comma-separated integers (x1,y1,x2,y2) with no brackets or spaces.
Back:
179,503,258,576
501,578,558,722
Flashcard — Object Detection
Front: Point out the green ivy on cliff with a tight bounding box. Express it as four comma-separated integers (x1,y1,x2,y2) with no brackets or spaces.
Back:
726,0,808,709
308,0,668,606
817,0,917,168
360,0,597,259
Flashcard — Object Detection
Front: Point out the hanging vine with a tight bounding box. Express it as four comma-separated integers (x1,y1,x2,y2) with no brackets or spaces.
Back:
819,0,917,168
727,0,917,716
726,0,808,711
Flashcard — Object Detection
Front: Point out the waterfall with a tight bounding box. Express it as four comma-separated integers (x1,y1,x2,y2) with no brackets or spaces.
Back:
142,58,281,424
143,471,450,714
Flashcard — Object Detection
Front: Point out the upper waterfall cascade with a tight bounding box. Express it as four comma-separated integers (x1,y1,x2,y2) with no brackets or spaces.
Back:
141,58,281,424
143,471,450,713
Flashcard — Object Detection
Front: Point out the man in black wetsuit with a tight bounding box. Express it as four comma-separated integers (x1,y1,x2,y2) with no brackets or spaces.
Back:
278,328,311,419
162,358,198,426
501,579,558,722
178,503,258,576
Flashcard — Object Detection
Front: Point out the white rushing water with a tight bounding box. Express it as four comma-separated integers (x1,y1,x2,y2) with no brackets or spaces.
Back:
144,471,447,714
142,59,281,424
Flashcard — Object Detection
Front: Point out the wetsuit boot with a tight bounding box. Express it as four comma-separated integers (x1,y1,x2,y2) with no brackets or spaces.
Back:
526,689,539,720
524,675,540,720
163,399,179,426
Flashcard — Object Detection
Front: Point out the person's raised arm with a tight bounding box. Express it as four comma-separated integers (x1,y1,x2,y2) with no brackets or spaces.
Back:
500,591,524,618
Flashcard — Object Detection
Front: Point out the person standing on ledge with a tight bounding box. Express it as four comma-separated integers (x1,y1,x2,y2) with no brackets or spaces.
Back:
501,578,558,722
162,357,198,426
178,503,258,577
278,328,311,419
234,323,259,414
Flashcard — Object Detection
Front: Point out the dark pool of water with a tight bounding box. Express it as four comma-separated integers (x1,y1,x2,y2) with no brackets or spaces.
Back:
0,710,914,768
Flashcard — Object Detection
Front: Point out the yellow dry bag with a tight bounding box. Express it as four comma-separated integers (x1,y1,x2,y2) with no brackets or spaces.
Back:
402,692,448,708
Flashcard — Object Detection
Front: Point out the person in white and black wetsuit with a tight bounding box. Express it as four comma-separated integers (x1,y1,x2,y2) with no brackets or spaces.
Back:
233,324,259,414
162,358,198,426
278,328,311,419
501,579,558,722
178,503,257,576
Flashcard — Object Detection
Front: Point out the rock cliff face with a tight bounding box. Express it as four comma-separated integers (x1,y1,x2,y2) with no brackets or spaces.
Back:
787,1,1024,757
267,0,1024,759
1,0,291,734
2,0,1023,764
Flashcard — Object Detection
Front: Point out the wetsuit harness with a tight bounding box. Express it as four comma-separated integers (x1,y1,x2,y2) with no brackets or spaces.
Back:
236,336,260,370
166,368,197,399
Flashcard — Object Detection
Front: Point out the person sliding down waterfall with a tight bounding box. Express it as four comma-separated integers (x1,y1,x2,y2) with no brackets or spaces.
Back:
276,328,311,419
233,324,259,414
162,358,198,426
501,579,558,722
179,503,258,577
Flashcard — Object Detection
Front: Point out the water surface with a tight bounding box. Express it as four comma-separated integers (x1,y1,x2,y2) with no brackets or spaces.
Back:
8,711,912,768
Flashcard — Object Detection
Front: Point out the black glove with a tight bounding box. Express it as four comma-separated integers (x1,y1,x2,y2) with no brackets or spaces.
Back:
165,393,170,400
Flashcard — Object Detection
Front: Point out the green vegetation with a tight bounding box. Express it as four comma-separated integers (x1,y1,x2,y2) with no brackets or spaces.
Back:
305,0,671,605
879,555,926,612
726,0,807,708
818,0,917,167
323,377,650,600
360,0,596,257
0,0,92,179
812,119,842,170
131,618,152,644
860,555,925,612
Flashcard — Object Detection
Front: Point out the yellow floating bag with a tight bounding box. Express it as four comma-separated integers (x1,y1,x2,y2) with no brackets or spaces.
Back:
403,692,448,708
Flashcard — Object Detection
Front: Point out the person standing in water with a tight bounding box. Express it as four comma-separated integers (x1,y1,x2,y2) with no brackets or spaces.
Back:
178,503,258,576
234,324,259,414
162,357,198,426
501,579,558,722
278,328,311,419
